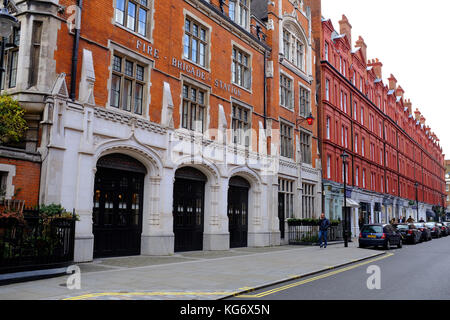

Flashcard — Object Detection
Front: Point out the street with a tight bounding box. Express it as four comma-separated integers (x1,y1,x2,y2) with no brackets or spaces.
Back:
229,236,450,300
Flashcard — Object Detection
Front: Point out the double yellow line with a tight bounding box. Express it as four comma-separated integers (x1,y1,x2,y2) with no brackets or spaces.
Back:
237,253,394,298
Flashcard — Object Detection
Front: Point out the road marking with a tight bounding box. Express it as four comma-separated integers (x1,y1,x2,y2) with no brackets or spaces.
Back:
64,291,238,300
236,253,394,298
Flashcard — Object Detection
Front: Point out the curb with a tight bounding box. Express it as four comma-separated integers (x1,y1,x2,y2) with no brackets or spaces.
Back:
218,251,387,300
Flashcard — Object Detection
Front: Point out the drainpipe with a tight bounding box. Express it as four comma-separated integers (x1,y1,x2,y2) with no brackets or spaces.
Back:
70,0,82,101
263,49,267,130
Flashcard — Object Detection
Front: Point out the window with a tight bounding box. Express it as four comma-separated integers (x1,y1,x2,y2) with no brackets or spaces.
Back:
341,126,344,146
182,83,207,133
280,122,293,158
302,183,315,219
325,79,330,101
115,0,150,37
229,0,250,29
232,47,251,89
299,86,310,117
280,75,293,109
279,179,294,223
300,131,311,164
362,169,366,188
283,25,306,71
361,106,364,125
326,117,330,139
1,27,20,90
353,102,357,120
327,155,331,179
355,167,359,187
362,138,365,156
340,90,343,110
184,17,209,68
344,93,347,113
232,104,250,146
355,134,358,153
110,55,146,115
324,42,329,61
344,127,348,148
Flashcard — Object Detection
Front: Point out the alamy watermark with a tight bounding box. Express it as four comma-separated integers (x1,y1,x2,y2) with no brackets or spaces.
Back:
366,265,381,290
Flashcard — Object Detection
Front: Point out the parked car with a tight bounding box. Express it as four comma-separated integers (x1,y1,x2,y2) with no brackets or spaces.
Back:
436,223,448,237
425,222,441,238
359,224,402,249
442,222,450,234
413,223,432,241
394,223,422,244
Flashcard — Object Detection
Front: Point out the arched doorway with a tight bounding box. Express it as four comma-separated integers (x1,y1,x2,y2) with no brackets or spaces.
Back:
93,153,146,258
173,167,206,252
228,176,250,248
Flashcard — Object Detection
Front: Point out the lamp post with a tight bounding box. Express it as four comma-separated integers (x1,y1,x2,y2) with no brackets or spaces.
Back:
341,150,349,248
296,113,315,127
0,0,18,89
415,182,419,222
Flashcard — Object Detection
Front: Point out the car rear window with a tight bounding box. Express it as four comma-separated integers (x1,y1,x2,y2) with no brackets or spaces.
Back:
396,225,408,230
425,223,435,228
414,223,424,228
362,226,383,233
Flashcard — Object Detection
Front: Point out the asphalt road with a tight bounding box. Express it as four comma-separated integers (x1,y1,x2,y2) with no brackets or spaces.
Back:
228,236,450,300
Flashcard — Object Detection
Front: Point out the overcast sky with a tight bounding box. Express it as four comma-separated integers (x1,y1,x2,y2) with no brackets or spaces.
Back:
321,0,450,159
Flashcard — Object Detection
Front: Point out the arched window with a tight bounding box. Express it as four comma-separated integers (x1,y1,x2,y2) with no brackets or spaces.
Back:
282,21,307,71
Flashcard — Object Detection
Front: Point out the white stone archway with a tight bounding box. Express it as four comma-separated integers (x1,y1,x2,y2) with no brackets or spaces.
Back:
173,156,225,251
227,166,268,247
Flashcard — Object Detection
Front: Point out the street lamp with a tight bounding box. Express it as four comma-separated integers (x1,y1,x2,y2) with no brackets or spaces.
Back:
0,0,18,89
340,150,349,248
296,113,315,127
415,182,419,222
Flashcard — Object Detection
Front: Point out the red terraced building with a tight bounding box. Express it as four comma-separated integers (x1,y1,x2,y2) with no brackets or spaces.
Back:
306,0,446,235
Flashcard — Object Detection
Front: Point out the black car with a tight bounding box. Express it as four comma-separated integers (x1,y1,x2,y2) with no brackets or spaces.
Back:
426,222,441,238
394,223,422,244
359,224,402,249
414,223,432,241
436,223,448,237
442,222,450,234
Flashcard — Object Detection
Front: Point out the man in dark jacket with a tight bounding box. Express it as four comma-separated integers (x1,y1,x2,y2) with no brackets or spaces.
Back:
318,213,331,248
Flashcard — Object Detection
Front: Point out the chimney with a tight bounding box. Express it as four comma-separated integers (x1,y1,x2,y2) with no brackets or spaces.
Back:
396,85,404,99
414,108,421,121
388,74,397,91
339,15,352,47
404,99,412,115
368,58,383,79
355,36,367,63
420,115,426,126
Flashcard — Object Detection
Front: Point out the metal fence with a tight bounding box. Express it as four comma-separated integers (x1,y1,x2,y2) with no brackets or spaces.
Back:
0,209,76,274
288,224,344,245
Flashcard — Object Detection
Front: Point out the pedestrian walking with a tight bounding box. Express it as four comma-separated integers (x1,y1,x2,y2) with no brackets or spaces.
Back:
406,216,414,223
318,213,331,248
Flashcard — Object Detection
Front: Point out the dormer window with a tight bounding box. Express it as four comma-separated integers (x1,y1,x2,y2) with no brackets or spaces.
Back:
229,0,250,29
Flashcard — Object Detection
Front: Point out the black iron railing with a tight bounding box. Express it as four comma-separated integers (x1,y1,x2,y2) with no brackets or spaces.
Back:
0,209,76,274
288,224,343,245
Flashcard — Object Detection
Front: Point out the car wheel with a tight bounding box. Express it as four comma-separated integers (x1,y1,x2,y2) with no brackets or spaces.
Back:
384,240,390,250
397,240,402,248
359,243,366,249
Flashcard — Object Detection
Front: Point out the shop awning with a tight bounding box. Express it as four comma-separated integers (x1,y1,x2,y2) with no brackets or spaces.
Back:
343,198,360,208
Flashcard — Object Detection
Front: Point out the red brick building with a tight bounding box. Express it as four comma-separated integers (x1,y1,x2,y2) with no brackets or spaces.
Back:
0,0,321,261
307,0,446,234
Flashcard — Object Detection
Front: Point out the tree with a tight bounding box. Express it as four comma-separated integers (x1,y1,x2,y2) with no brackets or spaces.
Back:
0,95,28,144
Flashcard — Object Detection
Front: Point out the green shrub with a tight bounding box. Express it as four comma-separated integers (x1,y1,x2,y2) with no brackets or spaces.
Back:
0,95,28,144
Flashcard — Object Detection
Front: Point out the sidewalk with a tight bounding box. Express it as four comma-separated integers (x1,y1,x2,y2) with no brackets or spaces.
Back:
0,241,385,300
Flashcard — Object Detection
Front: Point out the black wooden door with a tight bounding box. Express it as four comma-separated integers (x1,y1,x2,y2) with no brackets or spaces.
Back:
93,168,144,258
278,193,285,239
228,186,248,248
173,178,205,252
